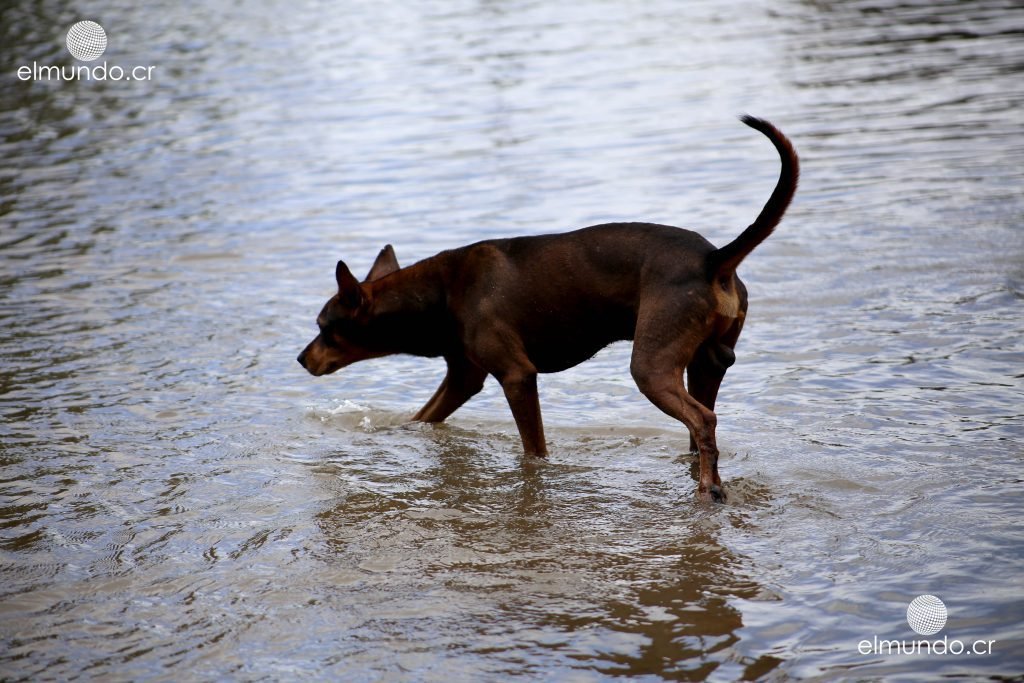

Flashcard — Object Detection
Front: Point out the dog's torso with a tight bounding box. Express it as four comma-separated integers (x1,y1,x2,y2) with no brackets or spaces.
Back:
425,222,729,373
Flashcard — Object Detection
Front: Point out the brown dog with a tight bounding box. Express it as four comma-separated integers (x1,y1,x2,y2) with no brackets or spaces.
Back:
298,116,798,501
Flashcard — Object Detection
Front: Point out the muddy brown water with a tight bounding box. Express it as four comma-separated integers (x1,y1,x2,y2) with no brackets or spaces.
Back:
2,0,1023,680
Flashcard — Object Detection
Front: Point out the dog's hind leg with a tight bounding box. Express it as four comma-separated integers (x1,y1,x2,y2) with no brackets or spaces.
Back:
631,344,724,502
685,343,735,487
686,318,744,468
413,357,487,423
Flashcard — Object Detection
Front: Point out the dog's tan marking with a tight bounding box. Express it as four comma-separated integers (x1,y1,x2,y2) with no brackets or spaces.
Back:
713,277,741,319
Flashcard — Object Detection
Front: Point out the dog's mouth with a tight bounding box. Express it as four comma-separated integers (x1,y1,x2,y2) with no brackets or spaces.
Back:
297,354,344,377
297,338,338,376
298,336,363,376
297,335,390,377
299,360,338,377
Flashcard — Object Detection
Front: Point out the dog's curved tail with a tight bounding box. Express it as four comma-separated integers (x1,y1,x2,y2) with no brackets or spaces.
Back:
706,116,799,280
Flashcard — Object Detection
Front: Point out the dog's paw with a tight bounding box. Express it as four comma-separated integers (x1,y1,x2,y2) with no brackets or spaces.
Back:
698,485,727,504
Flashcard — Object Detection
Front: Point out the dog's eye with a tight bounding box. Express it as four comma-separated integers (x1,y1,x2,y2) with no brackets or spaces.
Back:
321,322,350,346
317,323,342,348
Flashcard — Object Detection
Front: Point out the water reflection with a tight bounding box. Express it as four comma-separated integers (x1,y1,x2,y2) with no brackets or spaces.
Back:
307,428,782,679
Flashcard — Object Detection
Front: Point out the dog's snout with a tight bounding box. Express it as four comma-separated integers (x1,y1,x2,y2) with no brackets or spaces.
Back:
297,348,308,369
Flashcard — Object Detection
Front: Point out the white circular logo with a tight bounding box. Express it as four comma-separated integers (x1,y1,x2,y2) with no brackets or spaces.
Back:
907,595,947,635
66,21,107,61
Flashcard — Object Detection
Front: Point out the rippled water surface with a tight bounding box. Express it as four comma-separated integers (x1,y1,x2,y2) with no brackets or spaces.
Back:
2,0,1023,680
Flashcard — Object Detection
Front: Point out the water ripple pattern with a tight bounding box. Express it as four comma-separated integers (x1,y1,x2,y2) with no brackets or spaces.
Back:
1,0,1022,680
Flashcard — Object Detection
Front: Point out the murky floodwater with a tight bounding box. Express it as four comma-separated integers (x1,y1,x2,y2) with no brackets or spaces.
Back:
2,0,1023,680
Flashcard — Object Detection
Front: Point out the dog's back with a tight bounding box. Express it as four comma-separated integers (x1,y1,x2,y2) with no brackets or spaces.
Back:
440,223,718,372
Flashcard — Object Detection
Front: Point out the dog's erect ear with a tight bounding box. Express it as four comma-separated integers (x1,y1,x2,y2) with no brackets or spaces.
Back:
335,260,363,308
366,244,400,282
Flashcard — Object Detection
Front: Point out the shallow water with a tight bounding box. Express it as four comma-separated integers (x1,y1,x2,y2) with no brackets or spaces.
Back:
2,0,1023,680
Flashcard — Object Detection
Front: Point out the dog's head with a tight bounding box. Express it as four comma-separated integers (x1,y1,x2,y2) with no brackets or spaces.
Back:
297,245,400,376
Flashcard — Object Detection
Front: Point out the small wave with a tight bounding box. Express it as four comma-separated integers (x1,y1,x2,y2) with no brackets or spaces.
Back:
305,400,411,432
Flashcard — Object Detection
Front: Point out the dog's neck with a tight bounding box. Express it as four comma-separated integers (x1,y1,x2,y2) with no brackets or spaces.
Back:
363,256,452,358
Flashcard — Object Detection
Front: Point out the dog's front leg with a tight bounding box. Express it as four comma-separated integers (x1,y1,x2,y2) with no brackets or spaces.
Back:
498,368,548,457
413,356,487,423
